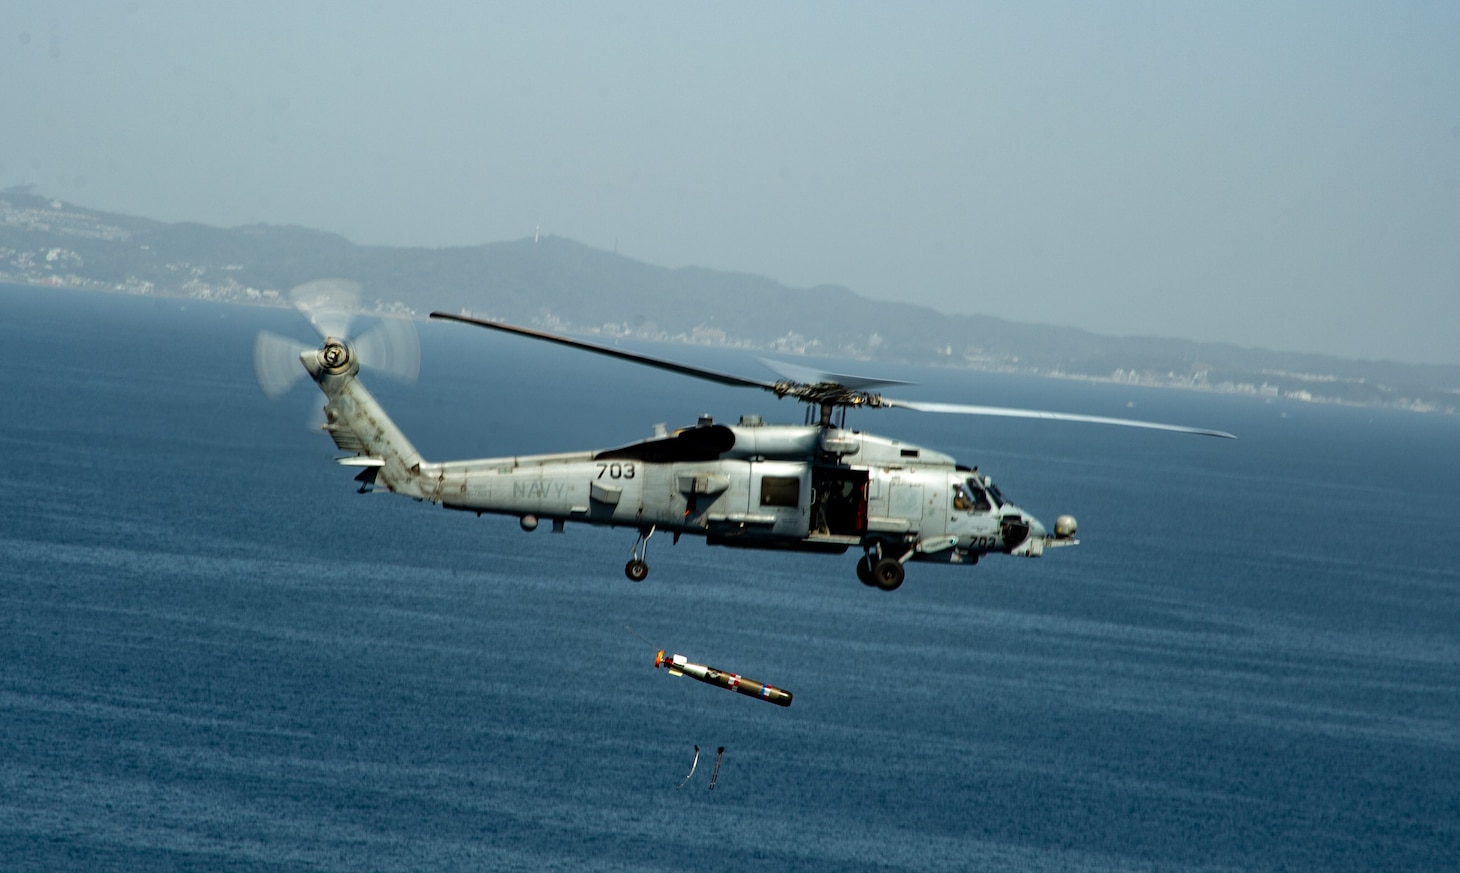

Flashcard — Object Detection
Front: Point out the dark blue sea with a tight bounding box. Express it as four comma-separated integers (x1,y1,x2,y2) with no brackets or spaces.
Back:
2,284,1457,872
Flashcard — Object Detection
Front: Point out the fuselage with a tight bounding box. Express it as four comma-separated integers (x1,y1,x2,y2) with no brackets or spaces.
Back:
411,419,1054,563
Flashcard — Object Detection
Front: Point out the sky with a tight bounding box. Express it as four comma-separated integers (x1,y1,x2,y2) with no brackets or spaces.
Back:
4,1,1458,365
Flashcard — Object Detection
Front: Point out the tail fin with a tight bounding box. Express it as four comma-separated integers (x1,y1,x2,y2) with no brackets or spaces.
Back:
304,344,430,500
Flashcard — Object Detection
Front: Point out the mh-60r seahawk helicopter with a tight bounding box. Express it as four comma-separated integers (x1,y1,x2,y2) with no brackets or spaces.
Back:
256,281,1233,591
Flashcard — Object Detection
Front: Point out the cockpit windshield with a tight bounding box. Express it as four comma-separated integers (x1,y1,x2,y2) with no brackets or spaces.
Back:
969,476,1002,509
959,478,994,512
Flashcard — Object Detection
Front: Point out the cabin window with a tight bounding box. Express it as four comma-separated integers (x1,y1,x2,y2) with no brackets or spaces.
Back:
760,476,801,507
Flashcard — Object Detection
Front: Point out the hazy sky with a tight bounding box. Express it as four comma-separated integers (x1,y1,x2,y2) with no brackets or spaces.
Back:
5,2,1458,365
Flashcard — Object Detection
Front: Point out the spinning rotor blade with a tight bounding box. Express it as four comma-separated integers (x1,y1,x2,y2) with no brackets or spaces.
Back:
352,317,420,383
288,279,360,340
256,278,419,399
253,330,313,398
879,397,1236,439
429,314,1233,437
429,312,777,391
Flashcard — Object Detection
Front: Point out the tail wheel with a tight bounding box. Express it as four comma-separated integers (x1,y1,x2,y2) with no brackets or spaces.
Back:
872,557,905,591
625,560,649,582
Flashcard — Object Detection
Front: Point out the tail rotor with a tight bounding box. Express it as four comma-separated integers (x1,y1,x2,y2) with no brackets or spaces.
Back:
252,279,420,399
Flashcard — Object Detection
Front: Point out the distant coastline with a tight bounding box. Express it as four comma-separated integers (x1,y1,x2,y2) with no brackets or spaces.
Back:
4,190,1456,414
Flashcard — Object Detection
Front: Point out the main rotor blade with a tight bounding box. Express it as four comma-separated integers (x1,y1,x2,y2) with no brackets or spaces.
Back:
429,312,779,391
880,397,1236,439
754,357,914,391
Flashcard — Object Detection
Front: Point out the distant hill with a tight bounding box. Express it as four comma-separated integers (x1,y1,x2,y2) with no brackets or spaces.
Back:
3,189,1457,413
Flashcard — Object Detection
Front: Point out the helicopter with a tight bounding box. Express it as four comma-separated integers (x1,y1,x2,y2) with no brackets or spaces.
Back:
255,281,1234,591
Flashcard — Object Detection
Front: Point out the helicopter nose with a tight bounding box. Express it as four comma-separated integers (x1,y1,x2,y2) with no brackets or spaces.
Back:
1002,512,1050,557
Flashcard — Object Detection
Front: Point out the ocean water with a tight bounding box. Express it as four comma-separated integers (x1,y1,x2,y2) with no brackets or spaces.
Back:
1,284,1457,872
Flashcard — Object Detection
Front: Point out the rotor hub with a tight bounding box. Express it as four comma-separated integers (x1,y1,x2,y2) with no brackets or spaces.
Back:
320,339,351,372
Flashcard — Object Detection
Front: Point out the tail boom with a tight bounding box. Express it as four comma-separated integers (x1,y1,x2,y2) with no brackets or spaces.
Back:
305,346,428,500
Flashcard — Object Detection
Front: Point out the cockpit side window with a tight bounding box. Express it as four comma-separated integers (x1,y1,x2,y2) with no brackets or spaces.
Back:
952,482,975,512
964,477,995,511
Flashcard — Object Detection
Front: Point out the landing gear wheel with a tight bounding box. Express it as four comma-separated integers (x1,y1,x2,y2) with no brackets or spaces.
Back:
856,555,877,587
872,557,905,591
625,526,654,583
